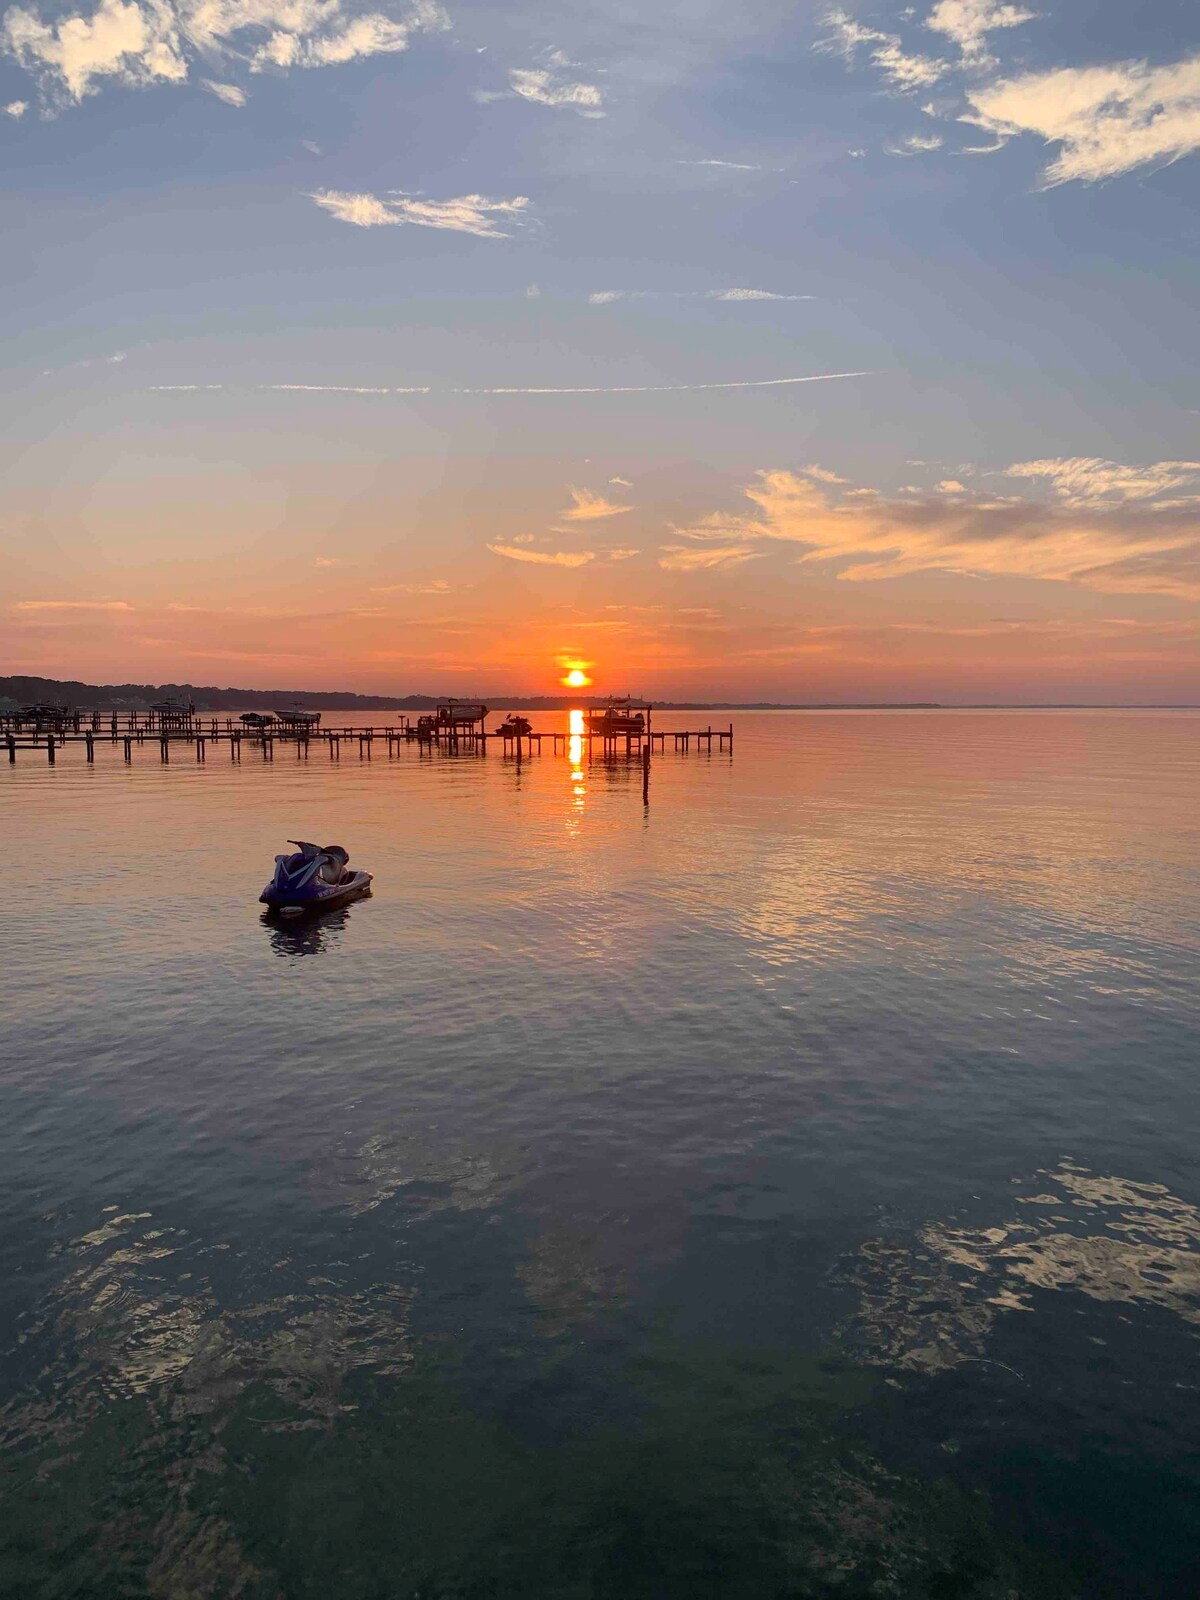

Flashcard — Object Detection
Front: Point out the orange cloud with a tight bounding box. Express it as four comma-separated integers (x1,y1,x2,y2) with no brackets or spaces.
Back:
488,544,595,568
675,468,1200,598
560,488,634,522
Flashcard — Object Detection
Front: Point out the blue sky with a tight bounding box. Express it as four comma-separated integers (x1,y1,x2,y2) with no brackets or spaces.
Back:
2,0,1199,698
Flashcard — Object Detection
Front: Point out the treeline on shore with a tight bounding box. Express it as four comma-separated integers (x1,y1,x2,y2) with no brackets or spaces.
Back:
0,675,940,713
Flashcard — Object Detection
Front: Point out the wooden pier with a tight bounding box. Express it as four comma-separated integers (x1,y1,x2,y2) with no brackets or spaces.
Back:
1,706,732,766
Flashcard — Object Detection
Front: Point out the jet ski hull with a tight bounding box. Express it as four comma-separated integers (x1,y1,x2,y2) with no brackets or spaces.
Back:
260,869,373,914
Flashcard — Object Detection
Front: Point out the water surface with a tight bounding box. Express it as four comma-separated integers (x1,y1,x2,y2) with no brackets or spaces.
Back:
3,710,1199,1597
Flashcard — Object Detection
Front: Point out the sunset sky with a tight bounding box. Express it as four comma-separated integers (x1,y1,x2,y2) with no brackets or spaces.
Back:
3,0,1199,700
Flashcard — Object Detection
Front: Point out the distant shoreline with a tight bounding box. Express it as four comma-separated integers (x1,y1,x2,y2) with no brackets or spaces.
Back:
2,676,1197,713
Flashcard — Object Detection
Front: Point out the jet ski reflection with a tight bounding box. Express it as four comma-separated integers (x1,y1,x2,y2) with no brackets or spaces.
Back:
262,903,352,957
260,840,373,915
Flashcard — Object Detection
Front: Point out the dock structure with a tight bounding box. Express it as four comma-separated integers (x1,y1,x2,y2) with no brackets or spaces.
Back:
1,703,732,766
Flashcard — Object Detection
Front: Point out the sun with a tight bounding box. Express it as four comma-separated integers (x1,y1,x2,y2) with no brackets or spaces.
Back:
563,668,591,689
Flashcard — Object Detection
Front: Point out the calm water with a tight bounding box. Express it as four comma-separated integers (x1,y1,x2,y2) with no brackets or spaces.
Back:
2,711,1199,1599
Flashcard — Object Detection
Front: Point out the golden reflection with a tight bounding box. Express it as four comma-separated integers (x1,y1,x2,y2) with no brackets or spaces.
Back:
567,708,587,823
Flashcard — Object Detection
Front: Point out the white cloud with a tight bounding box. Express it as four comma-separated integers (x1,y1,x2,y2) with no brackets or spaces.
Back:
202,76,243,103
964,56,1200,185
707,287,813,301
309,188,530,238
5,95,27,113
820,10,948,92
822,7,1200,189
590,287,812,305
2,0,185,101
506,48,603,116
560,487,633,522
2,0,446,105
937,478,966,492
609,476,633,487
487,545,595,567
926,0,1035,57
1006,457,1200,507
606,548,639,561
884,131,943,155
525,282,541,298
510,65,602,116
677,158,761,170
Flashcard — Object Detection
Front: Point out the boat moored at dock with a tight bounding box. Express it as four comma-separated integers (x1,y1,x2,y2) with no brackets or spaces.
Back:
585,697,649,737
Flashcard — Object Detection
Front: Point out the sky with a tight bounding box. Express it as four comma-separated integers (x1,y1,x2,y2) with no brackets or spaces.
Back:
2,0,1199,702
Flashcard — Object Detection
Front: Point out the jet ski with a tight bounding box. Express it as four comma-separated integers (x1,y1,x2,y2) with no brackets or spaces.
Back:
260,840,373,915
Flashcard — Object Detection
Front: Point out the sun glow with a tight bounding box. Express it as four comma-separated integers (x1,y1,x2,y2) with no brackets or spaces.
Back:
562,667,591,688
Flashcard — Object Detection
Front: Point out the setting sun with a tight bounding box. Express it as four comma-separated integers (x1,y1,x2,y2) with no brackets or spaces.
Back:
562,667,591,688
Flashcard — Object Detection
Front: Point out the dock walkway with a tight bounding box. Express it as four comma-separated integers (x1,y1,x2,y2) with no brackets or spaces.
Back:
1,711,733,765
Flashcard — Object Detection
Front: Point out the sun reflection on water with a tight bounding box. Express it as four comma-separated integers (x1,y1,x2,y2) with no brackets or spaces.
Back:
567,709,586,827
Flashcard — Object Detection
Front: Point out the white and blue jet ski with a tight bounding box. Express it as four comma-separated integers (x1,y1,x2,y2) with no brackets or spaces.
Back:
260,840,373,915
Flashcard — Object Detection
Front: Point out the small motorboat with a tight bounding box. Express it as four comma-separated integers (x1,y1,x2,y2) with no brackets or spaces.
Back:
585,697,646,736
260,840,373,915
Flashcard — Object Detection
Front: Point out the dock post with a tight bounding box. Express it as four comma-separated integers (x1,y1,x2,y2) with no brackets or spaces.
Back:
47,734,55,765
124,736,132,762
86,732,94,762
160,735,169,762
642,741,650,804
6,733,14,764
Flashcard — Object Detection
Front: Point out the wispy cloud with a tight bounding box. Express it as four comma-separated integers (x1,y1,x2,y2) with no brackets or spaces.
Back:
588,287,813,305
658,544,764,572
508,50,603,117
42,348,127,376
560,487,633,522
710,287,811,301
964,56,1200,185
884,132,944,156
202,77,243,105
609,476,633,487
0,0,447,107
488,544,595,567
370,578,451,594
12,597,131,610
1006,457,1200,507
676,158,761,170
151,369,874,397
819,9,949,91
673,465,1200,598
4,95,27,114
309,188,530,238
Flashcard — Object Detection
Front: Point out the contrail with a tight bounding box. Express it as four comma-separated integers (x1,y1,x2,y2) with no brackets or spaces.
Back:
149,370,875,398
